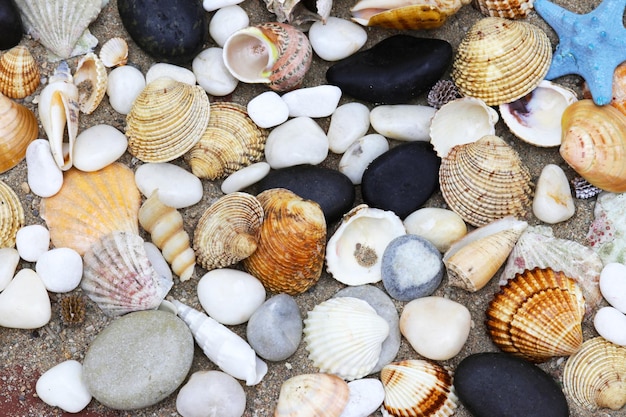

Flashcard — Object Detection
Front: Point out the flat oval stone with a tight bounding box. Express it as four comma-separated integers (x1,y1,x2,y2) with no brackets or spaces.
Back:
361,141,440,219
328,102,370,154
192,47,239,96
370,104,436,141
600,262,626,313
135,162,203,209
209,5,249,47
0,268,51,329
0,247,19,292
594,306,626,346
309,17,367,62
26,139,63,198
247,91,289,128
339,134,389,185
264,117,329,169
73,124,128,172
403,207,467,253
282,85,342,118
255,164,355,224
340,378,385,417
532,164,575,224
16,224,50,262
455,353,569,417
0,0,23,50
326,35,452,104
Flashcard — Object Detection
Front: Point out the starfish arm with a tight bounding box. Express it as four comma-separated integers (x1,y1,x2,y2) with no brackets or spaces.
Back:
545,45,578,80
595,0,626,28
534,0,580,38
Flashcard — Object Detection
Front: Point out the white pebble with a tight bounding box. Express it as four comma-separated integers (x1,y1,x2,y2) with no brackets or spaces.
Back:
594,306,626,346
135,163,203,209
106,65,146,115
203,0,243,12
210,5,249,47
600,262,626,313
36,360,92,414
328,102,370,154
221,162,271,194
247,91,289,128
176,371,246,417
338,134,388,185
264,117,329,169
73,124,128,172
339,379,385,417
309,17,367,61
26,139,63,197
0,247,19,291
145,63,197,85
282,85,342,118
35,248,83,293
532,164,575,224
0,269,51,329
403,207,467,253
16,224,50,262
370,104,436,141
192,47,239,96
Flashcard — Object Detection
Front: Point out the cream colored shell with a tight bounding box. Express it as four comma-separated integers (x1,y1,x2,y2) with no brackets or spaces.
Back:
73,52,107,114
472,0,534,19
0,46,40,99
0,179,24,248
351,0,471,30
0,92,38,174
274,373,350,417
99,37,128,68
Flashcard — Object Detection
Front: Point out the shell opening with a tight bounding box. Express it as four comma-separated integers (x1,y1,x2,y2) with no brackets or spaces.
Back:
223,29,278,83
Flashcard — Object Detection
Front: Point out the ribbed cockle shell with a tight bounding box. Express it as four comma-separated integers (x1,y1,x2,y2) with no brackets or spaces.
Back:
274,373,350,417
0,45,40,99
0,92,38,174
472,0,535,19
0,179,24,248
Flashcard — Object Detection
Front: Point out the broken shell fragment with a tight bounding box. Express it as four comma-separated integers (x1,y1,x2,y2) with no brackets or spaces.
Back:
274,373,349,417
351,0,471,30
0,45,40,99
262,0,333,29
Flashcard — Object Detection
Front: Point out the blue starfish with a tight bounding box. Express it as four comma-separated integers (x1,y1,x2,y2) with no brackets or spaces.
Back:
534,0,626,106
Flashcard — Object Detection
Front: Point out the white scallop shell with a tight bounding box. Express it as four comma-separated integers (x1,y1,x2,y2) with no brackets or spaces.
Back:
99,37,129,68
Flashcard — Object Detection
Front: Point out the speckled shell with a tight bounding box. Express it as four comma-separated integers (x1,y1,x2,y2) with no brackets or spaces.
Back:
0,92,38,174
81,231,173,316
126,77,210,163
451,17,551,106
39,163,141,255
186,102,266,180
439,135,533,227
73,52,107,114
274,373,350,417
0,46,40,99
0,180,24,248
486,267,585,363
242,188,326,295
351,0,471,30
472,0,534,18
380,359,458,417
194,192,264,271
559,99,626,193
99,37,128,68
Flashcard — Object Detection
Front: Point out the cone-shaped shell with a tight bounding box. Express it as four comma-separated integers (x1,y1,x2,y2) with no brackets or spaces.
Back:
351,0,471,30
0,46,40,99
486,267,585,363
40,163,141,255
0,180,24,248
73,52,107,114
99,37,128,68
187,102,267,180
0,92,38,174
242,188,326,295
194,192,264,271
439,135,533,227
451,17,551,106
559,99,626,193
472,0,534,18
274,373,350,417
126,77,210,163
380,359,458,417
81,231,173,316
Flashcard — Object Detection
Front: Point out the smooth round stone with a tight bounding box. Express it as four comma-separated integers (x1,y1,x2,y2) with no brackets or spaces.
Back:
73,124,128,172
338,134,389,185
192,47,239,96
35,248,83,293
26,139,63,198
326,35,452,104
328,102,370,154
309,17,367,62
264,117,329,169
145,63,197,85
247,91,289,128
594,306,626,346
600,262,626,313
0,269,51,329
221,162,271,194
370,104,436,141
135,162,203,209
0,247,19,291
203,0,243,12
400,296,470,360
16,224,50,262
361,141,440,219
106,65,146,115
255,164,355,224
197,269,266,325
340,378,385,417
403,207,467,253
36,360,91,413
382,235,443,301
455,353,569,417
176,371,246,417
209,5,249,47
0,0,23,49
118,0,207,63
281,85,342,118
83,310,194,410
532,164,575,224
247,294,302,361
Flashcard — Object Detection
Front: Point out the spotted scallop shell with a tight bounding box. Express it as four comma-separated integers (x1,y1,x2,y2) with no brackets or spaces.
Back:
0,92,38,174
472,0,534,18
73,52,107,114
0,179,24,248
99,37,128,68
351,0,471,30
274,373,350,417
0,46,40,99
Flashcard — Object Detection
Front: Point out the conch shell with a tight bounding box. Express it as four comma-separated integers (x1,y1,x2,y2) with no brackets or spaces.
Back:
0,92,38,174
351,0,471,30
0,45,40,99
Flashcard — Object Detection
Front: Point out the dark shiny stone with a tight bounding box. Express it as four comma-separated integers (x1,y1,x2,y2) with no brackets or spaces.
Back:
326,35,452,104
455,353,569,417
255,164,355,224
117,0,207,64
0,0,23,50
361,142,440,219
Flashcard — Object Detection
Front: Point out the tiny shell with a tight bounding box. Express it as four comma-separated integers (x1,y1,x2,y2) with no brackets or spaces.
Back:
99,37,128,68
0,45,40,99
0,179,25,248
0,92,38,174
472,0,535,18
274,373,349,417
73,52,107,114
351,0,471,30
262,0,333,28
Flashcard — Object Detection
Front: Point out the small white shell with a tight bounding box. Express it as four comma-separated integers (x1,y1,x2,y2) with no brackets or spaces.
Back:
99,37,128,68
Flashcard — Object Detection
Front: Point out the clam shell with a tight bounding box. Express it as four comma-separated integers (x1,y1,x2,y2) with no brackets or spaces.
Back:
126,77,210,163
380,359,458,417
186,102,267,180
451,17,551,106
486,267,585,363
242,188,326,295
472,0,534,18
0,46,40,99
351,0,471,30
439,134,533,227
0,92,38,174
274,373,350,417
0,180,24,248
194,192,264,271
73,52,107,114
99,37,128,68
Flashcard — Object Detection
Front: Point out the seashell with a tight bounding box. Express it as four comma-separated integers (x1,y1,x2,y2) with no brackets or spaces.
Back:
427,79,462,109
559,99,626,193
39,162,141,256
125,77,210,163
263,0,333,29
562,337,626,411
274,373,350,417
0,92,38,174
486,267,585,363
451,17,552,106
439,135,533,227
59,294,86,325
587,192,626,266
81,231,173,316
303,297,390,381
572,176,602,200
351,0,471,30
138,191,196,282
472,0,535,19
194,192,263,271
186,102,267,180
223,22,312,93
242,188,326,295
0,45,40,99
73,52,107,115
443,216,527,292
0,179,25,248
99,37,128,68
326,204,406,286
380,359,458,417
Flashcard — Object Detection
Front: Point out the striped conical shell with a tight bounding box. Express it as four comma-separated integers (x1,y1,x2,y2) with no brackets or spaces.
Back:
0,46,40,99
0,179,24,248
472,0,534,19
0,92,38,174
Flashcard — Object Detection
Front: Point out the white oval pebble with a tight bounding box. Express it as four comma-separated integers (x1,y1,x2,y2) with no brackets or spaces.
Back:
144,242,173,283
309,17,368,61
192,47,239,96
16,224,50,262
36,360,92,414
338,134,389,185
599,262,626,313
106,65,146,115
176,370,246,417
209,5,249,47
145,63,197,85
532,164,575,224
282,85,342,118
0,247,19,292
403,207,468,253
35,248,83,293
328,102,370,154
265,117,329,169
0,268,51,329
135,163,203,209
370,104,436,141
221,162,271,194
203,0,243,12
26,139,63,197
339,378,385,417
247,91,289,128
73,124,128,172
594,306,626,346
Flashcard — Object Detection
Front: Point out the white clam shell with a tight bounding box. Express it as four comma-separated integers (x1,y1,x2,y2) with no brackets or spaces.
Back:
145,63,197,86
403,207,467,253
308,16,367,61
370,104,436,141
134,162,203,209
282,85,342,118
338,134,389,185
264,116,329,169
36,360,92,414
73,124,128,172
106,65,146,115
209,5,250,47
247,91,289,128
192,47,239,96
328,102,370,154
26,139,63,198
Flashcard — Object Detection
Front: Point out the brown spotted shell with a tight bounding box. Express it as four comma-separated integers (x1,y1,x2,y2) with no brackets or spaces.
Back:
0,92,38,174
351,0,471,30
472,0,534,19
0,179,24,248
0,45,40,99
73,52,107,114
274,373,350,417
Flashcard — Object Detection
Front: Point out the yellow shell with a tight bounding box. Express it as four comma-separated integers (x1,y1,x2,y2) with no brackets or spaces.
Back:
99,37,128,68
0,92,39,174
126,77,210,163
274,373,350,417
452,17,552,106
73,52,107,114
0,179,24,248
472,0,534,18
0,45,40,99
186,102,266,180
486,267,585,363
351,0,471,30
194,192,264,271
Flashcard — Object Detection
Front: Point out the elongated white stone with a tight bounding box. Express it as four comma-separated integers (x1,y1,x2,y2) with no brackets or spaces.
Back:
221,162,271,194
209,5,249,47
309,17,367,61
340,379,385,417
36,360,92,413
192,47,239,96
370,104,436,141
328,102,370,154
0,269,51,329
338,134,388,185
26,139,63,198
135,163,203,209
264,117,329,169
146,63,197,85
73,124,128,172
532,164,575,224
282,85,342,118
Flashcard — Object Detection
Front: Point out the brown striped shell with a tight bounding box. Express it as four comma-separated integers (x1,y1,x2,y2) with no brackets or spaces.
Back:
472,0,534,19
274,373,350,417
0,92,38,174
73,52,107,114
351,0,471,30
0,46,40,99
0,179,24,248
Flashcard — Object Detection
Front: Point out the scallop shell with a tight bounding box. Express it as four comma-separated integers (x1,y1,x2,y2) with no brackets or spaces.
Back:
562,337,626,411
0,46,40,99
73,52,107,114
486,267,585,363
380,359,458,417
194,192,264,271
351,0,471,30
451,17,552,106
39,162,141,256
472,0,534,18
303,297,390,381
0,180,25,248
274,373,350,417
99,37,128,68
81,231,174,316
186,102,267,180
0,92,38,174
126,77,210,163
242,188,326,295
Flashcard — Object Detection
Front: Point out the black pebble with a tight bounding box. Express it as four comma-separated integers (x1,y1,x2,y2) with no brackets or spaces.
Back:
0,0,23,50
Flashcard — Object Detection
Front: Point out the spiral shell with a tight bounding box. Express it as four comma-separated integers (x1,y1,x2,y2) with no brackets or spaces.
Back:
0,46,40,99
351,0,471,30
73,52,107,114
99,37,128,68
274,373,350,417
0,92,38,174
472,0,534,18
0,180,24,248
